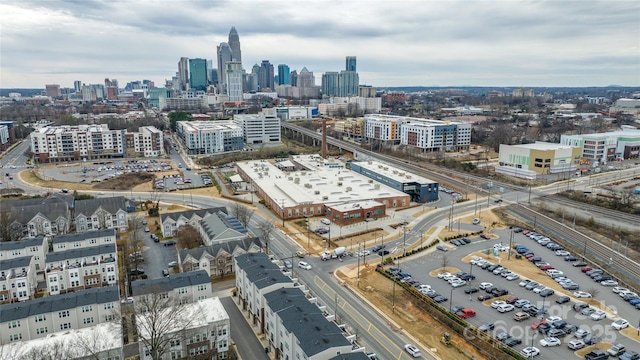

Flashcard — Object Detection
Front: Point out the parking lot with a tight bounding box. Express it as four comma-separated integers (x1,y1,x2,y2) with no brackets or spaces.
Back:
392,228,639,359
133,225,180,280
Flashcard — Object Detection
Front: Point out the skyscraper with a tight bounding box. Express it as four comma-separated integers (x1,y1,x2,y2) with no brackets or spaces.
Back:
346,56,356,72
225,61,243,102
228,27,242,63
258,60,274,90
290,70,298,87
188,58,208,92
277,64,290,85
73,80,82,93
339,70,359,97
217,42,233,94
178,57,190,91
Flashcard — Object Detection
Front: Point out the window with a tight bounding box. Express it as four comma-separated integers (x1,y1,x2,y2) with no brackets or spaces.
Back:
60,323,71,330
82,305,92,313
197,284,207,291
104,302,114,310
105,314,116,321
59,310,69,318
170,339,181,347
8,321,20,329
35,314,46,322
83,317,94,324
36,327,48,334
178,287,187,294
9,333,22,342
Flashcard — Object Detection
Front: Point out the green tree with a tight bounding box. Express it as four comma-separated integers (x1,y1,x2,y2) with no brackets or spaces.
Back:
167,111,192,132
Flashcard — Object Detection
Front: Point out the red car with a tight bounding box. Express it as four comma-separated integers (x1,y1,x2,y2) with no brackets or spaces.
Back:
525,254,535,259
522,230,531,235
540,264,555,270
456,308,477,319
581,266,593,273
480,234,491,239
531,320,547,329
505,296,520,304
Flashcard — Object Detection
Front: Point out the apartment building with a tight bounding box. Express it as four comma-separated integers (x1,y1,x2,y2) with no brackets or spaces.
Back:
364,114,472,151
52,228,117,252
497,142,582,177
137,297,230,360
0,236,48,272
560,128,640,161
176,120,244,155
263,287,355,359
124,125,164,157
0,256,37,304
234,252,296,333
234,108,281,145
178,237,263,278
159,207,227,238
0,286,120,343
30,124,164,163
74,197,129,233
131,270,211,303
45,243,118,296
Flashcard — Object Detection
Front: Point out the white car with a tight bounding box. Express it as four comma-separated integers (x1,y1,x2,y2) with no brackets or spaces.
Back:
568,339,586,350
416,284,432,291
600,280,618,287
404,344,421,358
298,261,312,270
451,280,467,288
618,290,636,298
491,300,507,309
506,273,520,281
555,250,570,256
539,337,561,347
520,347,540,357
545,316,562,323
497,304,515,313
611,319,629,330
437,272,452,279
612,286,628,294
574,328,591,339
320,218,331,225
573,291,592,298
479,282,493,290
590,310,606,320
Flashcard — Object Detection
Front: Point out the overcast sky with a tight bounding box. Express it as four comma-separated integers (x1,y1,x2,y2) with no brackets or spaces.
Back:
1,0,639,89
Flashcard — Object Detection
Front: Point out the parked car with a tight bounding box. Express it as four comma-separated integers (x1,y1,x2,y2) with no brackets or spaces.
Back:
539,337,560,347
163,240,176,247
620,352,640,360
513,312,530,321
478,322,495,332
584,350,611,360
568,339,586,350
573,291,592,298
555,296,570,304
607,344,626,357
521,347,540,357
464,287,479,294
455,308,477,319
590,310,607,321
612,319,629,330
504,337,522,347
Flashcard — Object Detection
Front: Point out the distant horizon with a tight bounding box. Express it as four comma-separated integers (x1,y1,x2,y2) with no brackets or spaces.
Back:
1,1,638,89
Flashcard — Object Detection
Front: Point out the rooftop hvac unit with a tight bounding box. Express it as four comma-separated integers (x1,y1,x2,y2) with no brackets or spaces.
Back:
398,172,404,176
383,167,388,170
406,175,411,179
338,177,344,181
288,177,293,181
294,178,300,184
337,182,342,186
378,164,383,169
374,184,380,189
304,183,312,188
392,170,398,174
368,179,373,183
369,161,373,165
322,196,329,200
346,187,352,192
314,190,320,195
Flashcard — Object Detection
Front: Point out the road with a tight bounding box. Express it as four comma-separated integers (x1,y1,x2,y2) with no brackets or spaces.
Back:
220,297,270,360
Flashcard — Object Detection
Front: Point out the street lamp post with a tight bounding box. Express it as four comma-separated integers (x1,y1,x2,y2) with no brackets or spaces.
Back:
449,287,455,312
357,242,361,288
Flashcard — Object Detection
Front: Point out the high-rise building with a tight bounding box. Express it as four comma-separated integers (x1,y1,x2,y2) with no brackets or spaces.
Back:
189,58,208,92
225,61,243,102
73,80,82,93
290,70,298,87
339,71,359,97
258,60,275,91
321,72,339,97
297,67,314,88
277,64,290,85
178,57,190,91
217,42,233,94
346,56,356,72
45,84,61,99
228,27,242,63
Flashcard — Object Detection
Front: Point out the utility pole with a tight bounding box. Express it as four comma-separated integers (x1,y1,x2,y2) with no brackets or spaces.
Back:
357,242,361,288
508,228,514,260
280,199,285,227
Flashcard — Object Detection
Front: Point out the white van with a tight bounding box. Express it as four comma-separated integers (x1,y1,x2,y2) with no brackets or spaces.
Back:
473,218,480,225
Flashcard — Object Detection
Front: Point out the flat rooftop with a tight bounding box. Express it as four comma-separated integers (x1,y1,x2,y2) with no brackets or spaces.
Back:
365,113,465,126
329,200,383,212
236,155,408,208
178,120,240,132
512,142,578,150
353,160,437,185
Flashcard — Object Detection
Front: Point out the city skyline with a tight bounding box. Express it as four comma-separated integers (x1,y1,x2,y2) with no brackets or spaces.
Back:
1,0,639,88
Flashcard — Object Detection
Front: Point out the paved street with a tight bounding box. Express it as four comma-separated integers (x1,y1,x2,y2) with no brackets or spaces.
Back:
220,297,270,360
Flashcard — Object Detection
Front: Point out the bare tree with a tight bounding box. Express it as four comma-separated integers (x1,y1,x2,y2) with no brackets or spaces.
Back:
134,291,201,360
175,224,203,249
0,210,21,242
441,253,450,269
231,202,255,228
124,214,147,294
256,220,275,254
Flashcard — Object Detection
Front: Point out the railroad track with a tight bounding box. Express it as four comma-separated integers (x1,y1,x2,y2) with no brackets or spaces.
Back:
508,204,640,293
540,195,640,225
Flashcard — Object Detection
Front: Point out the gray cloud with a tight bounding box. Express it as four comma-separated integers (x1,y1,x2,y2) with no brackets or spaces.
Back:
1,0,638,88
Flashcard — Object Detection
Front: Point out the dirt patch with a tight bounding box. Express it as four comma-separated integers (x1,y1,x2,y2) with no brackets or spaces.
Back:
429,267,462,277
94,173,155,190
481,295,512,307
620,327,640,342
161,204,195,213
338,267,485,360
